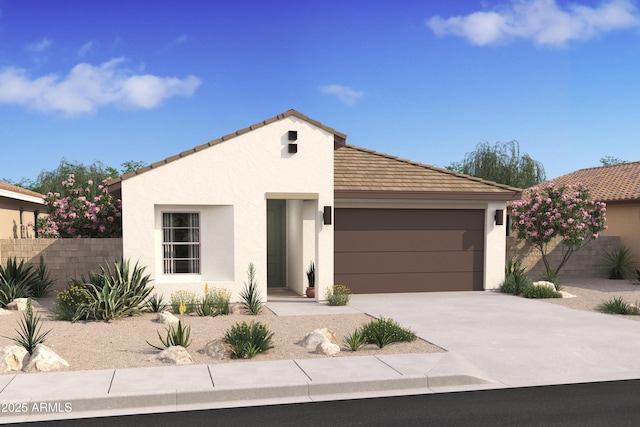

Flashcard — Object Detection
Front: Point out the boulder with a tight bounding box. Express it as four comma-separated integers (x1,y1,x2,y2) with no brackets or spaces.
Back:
0,308,12,316
315,342,340,356
229,303,246,315
532,281,556,291
149,346,193,365
0,345,28,373
300,328,339,351
22,344,69,372
199,339,232,360
559,291,576,299
6,298,40,311
153,311,179,324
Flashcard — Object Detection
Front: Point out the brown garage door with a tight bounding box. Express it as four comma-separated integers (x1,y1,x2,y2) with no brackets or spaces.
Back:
334,208,484,293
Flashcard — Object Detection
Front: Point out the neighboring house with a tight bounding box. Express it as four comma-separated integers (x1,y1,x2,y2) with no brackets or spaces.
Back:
0,181,45,239
108,110,520,300
548,161,640,257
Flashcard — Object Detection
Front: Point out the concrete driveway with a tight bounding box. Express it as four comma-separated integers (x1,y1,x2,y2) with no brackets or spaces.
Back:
349,291,640,388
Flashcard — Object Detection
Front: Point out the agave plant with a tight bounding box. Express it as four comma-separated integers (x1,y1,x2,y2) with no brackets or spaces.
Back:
147,319,191,350
240,263,263,315
0,257,40,304
4,298,52,355
603,246,636,280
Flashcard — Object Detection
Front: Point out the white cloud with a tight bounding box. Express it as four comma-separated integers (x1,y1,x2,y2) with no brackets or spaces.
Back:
319,84,364,105
162,35,189,51
78,40,96,57
0,58,201,116
26,38,53,52
427,0,640,47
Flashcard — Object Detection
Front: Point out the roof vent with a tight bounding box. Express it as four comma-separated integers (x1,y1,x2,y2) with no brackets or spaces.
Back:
288,130,298,141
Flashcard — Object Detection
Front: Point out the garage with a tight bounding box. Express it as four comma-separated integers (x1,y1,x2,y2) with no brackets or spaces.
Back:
334,208,485,293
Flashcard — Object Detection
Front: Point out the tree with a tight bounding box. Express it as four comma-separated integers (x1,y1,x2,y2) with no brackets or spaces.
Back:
36,174,122,238
600,156,627,166
509,181,607,277
3,159,145,195
446,140,546,189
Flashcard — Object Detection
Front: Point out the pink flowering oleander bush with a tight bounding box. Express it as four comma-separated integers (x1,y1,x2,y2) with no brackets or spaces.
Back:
36,174,122,238
509,181,607,277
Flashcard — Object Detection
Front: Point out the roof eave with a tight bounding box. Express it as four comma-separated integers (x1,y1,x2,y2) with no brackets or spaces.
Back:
334,190,522,201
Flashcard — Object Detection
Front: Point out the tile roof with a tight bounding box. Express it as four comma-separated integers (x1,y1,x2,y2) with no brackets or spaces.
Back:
109,109,346,185
549,161,640,202
334,145,521,199
0,180,45,200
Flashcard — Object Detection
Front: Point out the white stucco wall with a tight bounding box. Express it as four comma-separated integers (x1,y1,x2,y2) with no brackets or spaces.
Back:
120,116,335,301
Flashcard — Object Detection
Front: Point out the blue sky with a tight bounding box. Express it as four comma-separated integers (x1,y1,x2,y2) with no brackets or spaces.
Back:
1,0,639,186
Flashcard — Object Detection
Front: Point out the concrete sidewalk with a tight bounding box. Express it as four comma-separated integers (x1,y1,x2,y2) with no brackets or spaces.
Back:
5,290,640,423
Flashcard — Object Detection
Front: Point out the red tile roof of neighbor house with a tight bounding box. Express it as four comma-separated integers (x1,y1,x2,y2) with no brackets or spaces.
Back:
0,180,45,200
106,109,521,200
549,161,640,202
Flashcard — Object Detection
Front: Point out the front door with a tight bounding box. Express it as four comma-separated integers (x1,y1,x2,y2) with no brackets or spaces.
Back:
267,200,286,288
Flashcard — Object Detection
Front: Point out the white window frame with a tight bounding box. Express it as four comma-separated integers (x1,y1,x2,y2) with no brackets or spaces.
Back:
162,212,201,274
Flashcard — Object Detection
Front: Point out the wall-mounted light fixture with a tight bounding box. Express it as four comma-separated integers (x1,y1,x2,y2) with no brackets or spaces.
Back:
495,209,504,225
323,206,332,225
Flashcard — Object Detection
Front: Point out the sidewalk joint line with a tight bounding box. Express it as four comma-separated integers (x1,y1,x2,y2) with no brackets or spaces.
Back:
293,360,313,382
0,374,17,393
107,369,116,394
207,365,215,387
375,356,404,376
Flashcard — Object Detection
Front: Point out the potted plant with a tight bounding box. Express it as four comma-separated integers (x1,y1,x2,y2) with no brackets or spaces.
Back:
305,261,315,298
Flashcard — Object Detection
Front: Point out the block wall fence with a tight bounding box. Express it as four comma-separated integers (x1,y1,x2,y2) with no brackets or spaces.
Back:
0,238,123,291
506,235,619,280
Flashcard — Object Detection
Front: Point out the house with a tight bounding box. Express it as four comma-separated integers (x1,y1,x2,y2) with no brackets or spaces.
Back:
108,110,520,300
0,181,45,239
547,161,640,257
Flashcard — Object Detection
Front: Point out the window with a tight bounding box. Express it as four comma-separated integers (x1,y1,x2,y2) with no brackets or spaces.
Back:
162,212,200,274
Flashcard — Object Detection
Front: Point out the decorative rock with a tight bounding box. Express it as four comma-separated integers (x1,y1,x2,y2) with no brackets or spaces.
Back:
6,298,40,311
300,328,339,351
153,311,179,324
0,308,12,316
559,291,576,299
229,303,245,315
149,346,193,365
0,345,28,373
315,342,340,356
532,281,556,291
199,339,232,360
22,344,69,372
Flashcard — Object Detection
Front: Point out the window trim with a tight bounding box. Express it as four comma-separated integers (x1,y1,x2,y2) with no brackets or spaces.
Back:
162,211,201,275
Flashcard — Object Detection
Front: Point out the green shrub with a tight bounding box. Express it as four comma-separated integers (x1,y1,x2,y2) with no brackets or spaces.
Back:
540,269,561,290
147,319,191,350
198,285,231,316
3,298,51,355
170,290,198,314
360,317,416,348
0,257,40,305
224,321,274,358
500,275,532,296
30,256,54,298
604,246,636,280
343,328,366,351
597,296,640,315
52,285,92,321
71,258,153,322
146,293,168,313
240,263,263,315
325,284,352,306
523,285,562,299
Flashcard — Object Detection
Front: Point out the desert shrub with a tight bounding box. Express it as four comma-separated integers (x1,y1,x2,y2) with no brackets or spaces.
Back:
224,321,274,358
325,284,352,306
146,293,168,313
500,275,533,296
597,296,640,315
240,263,263,315
540,269,561,290
0,257,40,305
343,328,366,352
170,290,198,314
523,285,561,299
30,256,55,298
70,258,153,322
3,298,51,355
51,285,92,321
603,246,636,280
360,317,416,348
147,319,191,350
197,285,231,316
